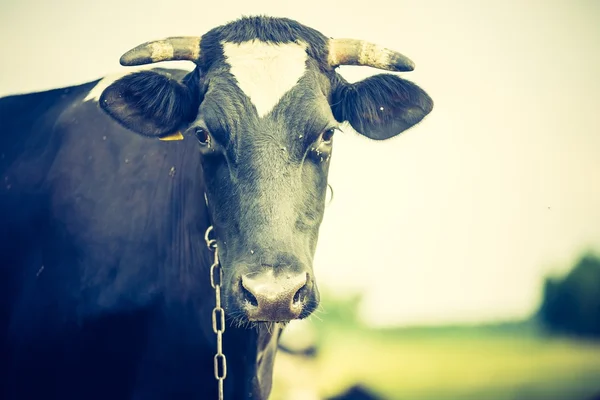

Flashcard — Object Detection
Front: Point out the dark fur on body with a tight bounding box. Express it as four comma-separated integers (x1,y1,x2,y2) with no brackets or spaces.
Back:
0,78,261,399
1,15,432,400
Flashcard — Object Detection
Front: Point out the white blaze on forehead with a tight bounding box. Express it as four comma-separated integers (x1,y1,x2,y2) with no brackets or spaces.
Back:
222,40,308,118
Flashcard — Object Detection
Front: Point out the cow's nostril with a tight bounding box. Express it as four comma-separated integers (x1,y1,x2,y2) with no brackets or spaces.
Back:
292,284,307,305
240,281,259,307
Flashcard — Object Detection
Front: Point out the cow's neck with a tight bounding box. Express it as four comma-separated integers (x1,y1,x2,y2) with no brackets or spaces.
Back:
220,322,281,399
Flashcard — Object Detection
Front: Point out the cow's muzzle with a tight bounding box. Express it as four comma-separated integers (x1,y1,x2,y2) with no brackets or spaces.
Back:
233,269,317,321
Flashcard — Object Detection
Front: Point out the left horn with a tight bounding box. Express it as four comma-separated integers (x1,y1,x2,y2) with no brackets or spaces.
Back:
327,38,415,72
119,36,202,66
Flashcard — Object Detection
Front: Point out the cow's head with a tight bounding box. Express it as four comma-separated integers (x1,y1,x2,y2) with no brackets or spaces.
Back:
99,16,432,324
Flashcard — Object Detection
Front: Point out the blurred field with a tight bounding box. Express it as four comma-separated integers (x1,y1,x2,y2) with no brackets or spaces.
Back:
271,323,600,400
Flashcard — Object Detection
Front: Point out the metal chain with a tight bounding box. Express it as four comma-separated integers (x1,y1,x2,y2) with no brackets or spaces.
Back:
205,226,227,400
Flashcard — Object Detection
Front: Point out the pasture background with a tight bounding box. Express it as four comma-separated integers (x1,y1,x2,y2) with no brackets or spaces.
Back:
1,0,599,399
272,317,600,400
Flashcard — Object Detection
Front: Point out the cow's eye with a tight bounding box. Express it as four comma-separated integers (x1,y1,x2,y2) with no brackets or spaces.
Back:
195,127,210,146
321,128,336,144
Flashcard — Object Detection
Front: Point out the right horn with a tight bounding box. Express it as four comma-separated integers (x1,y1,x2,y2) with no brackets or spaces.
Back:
119,36,202,66
327,38,415,72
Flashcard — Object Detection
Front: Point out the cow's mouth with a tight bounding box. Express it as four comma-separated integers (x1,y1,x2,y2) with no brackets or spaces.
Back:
229,318,289,332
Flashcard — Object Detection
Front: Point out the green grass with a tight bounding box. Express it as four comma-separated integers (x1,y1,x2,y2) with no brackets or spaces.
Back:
272,324,600,400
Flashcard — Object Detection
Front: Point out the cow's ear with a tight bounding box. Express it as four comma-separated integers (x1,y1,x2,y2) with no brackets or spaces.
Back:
100,71,197,138
331,74,433,140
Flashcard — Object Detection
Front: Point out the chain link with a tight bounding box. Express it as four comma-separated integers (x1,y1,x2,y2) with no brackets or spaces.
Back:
205,226,226,400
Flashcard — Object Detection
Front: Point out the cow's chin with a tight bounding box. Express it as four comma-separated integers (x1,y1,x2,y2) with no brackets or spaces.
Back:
220,301,279,330
227,317,289,332
225,305,316,331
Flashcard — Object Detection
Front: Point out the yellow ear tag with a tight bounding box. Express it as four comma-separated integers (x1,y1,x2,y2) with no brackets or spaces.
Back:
159,131,184,141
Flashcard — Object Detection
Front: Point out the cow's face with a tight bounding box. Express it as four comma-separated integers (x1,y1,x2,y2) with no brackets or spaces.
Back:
99,17,433,324
192,42,336,323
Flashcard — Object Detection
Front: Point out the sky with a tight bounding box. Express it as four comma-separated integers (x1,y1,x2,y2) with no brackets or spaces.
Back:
1,0,599,327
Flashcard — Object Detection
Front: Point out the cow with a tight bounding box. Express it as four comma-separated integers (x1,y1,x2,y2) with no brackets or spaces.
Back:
0,15,432,400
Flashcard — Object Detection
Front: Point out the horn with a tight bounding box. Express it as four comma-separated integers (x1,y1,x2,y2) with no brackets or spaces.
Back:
119,36,202,66
327,38,415,72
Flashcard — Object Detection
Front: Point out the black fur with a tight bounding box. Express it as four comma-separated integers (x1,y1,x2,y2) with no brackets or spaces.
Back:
331,73,434,140
100,70,198,137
